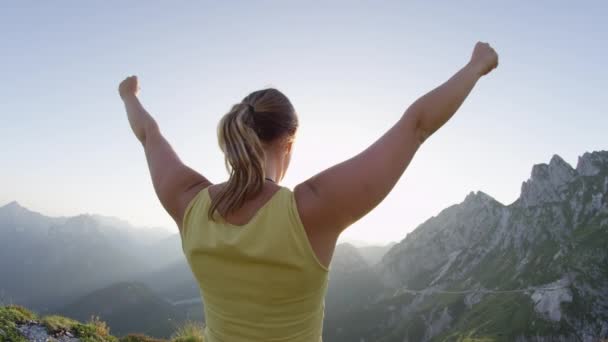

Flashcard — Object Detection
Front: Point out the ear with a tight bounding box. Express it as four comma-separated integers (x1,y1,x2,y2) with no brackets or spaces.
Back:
284,139,293,155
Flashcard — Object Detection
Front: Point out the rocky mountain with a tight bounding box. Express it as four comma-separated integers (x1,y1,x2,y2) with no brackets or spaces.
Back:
325,151,608,342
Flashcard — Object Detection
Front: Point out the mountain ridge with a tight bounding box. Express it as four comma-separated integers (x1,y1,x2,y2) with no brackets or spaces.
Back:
324,150,608,341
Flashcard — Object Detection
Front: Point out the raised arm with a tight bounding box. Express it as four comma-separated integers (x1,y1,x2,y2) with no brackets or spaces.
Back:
295,42,499,236
119,76,211,230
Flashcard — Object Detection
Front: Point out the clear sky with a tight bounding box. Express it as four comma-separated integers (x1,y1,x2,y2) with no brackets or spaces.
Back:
1,1,606,244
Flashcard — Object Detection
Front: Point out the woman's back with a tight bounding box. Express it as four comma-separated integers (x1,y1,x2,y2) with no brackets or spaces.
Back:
181,185,329,342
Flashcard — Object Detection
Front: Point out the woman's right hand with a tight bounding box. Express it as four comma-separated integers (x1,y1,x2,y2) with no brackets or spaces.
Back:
119,75,140,100
469,42,499,77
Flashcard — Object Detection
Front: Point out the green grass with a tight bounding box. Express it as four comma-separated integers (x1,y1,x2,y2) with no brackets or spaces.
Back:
1,304,208,342
170,321,205,342
0,305,37,342
41,314,79,333
75,315,118,342
119,333,168,342
0,305,173,342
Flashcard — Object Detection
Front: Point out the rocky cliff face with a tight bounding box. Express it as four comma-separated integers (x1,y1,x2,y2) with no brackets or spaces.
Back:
325,151,608,342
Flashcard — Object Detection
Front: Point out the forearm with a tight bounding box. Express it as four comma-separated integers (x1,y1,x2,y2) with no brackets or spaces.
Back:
122,95,159,144
410,62,482,141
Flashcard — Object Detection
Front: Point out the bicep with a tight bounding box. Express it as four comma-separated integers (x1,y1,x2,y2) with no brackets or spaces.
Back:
143,125,211,228
295,107,424,233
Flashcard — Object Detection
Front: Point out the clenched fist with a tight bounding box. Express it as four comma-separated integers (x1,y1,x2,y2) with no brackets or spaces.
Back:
469,42,499,77
119,75,140,99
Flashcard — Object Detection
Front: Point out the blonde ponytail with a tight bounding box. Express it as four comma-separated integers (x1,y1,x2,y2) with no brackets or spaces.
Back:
209,88,299,221
209,103,266,221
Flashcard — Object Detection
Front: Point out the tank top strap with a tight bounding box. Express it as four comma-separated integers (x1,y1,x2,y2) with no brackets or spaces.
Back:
180,186,211,240
283,187,330,272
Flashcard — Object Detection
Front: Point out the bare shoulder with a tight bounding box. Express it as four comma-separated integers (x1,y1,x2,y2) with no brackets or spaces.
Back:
293,181,321,229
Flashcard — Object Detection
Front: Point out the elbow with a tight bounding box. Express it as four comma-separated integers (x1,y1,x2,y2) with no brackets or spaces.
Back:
406,103,430,145
145,117,160,133
138,119,160,145
135,129,148,145
416,125,431,145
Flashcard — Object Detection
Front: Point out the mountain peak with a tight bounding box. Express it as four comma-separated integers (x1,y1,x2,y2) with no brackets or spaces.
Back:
0,200,33,216
519,154,577,207
549,154,573,171
576,150,608,176
463,190,497,206
1,200,23,209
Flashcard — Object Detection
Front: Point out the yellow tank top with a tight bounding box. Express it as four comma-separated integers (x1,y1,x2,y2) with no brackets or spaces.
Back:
180,186,330,342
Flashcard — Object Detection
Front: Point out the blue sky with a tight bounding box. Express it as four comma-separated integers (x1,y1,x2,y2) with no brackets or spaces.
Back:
1,1,606,244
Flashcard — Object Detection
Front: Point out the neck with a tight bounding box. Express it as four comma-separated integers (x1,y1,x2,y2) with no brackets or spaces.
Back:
263,153,282,183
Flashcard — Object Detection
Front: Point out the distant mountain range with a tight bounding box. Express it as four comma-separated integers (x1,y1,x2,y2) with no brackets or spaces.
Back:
1,150,607,341
0,202,181,310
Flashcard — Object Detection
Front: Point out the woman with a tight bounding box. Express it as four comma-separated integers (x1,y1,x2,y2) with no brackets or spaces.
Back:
119,42,498,341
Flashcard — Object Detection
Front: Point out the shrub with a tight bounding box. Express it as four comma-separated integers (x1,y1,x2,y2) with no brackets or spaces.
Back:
87,315,112,338
170,321,204,342
43,314,117,342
